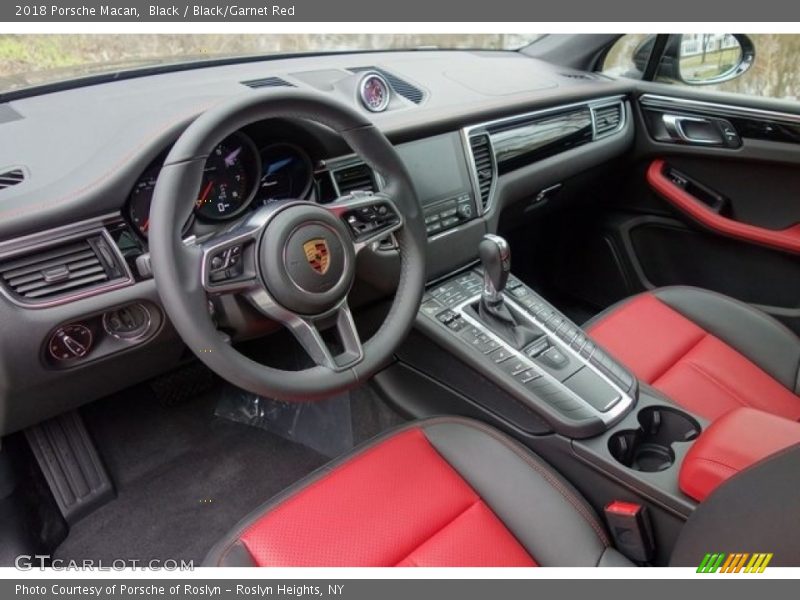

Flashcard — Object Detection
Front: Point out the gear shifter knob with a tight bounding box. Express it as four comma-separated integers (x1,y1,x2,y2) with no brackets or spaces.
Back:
479,234,510,304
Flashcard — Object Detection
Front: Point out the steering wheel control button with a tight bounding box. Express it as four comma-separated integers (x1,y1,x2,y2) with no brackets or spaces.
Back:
208,244,247,284
342,200,401,243
48,324,93,361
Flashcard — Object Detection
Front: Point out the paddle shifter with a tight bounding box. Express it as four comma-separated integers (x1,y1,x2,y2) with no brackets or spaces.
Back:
476,234,542,349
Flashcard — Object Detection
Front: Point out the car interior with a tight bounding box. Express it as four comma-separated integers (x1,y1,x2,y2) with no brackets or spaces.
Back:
1,33,799,568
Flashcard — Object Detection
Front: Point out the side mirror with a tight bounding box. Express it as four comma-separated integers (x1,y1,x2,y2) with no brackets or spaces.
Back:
632,34,755,86
677,34,755,85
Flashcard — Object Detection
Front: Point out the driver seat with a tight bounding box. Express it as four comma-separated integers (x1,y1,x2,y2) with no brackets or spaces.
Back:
204,415,800,567
204,417,631,567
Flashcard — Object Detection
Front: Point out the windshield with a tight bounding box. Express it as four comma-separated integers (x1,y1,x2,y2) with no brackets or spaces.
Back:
0,34,543,96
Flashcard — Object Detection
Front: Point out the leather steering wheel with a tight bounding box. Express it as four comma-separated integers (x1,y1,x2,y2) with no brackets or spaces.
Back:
149,91,427,400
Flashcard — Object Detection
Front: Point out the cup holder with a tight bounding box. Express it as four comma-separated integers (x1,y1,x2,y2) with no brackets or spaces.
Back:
609,406,701,472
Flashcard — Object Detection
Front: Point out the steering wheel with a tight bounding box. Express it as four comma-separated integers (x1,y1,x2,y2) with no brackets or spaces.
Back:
149,91,427,400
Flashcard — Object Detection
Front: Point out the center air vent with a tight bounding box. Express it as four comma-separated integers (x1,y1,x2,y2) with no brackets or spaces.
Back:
332,163,377,195
241,76,294,89
0,167,25,191
592,102,624,139
0,233,129,304
348,67,424,104
469,134,496,211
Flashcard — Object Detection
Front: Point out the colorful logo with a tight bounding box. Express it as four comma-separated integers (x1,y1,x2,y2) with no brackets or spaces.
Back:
303,238,330,275
697,553,773,573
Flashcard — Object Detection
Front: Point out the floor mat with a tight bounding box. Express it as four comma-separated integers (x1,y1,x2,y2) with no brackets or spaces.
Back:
53,375,403,564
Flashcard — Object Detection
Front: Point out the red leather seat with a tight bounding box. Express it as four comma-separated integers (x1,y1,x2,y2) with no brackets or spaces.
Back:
585,286,800,423
204,417,631,567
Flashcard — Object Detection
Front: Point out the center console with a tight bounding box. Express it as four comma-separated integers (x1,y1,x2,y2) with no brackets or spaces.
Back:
415,235,637,439
409,234,708,533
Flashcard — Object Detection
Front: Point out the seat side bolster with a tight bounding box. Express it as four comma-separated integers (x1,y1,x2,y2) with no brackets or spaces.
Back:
653,286,800,392
215,541,257,567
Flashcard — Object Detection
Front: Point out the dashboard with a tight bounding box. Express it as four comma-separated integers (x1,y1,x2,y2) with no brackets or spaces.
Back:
0,49,635,436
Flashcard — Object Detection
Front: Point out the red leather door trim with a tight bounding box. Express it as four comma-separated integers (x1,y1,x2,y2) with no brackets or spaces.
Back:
679,407,800,502
647,158,800,254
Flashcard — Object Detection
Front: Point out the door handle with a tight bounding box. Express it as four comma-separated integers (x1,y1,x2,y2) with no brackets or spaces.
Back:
662,114,723,145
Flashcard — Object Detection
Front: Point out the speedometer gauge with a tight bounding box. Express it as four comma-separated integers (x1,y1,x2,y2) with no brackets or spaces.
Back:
359,73,391,113
258,144,313,202
195,132,260,221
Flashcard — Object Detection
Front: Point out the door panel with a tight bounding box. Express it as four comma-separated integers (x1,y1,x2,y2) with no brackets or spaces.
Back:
588,89,800,333
663,156,800,230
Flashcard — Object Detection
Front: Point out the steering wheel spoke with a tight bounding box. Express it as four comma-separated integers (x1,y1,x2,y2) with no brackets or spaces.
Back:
287,302,364,371
327,191,403,253
248,289,364,371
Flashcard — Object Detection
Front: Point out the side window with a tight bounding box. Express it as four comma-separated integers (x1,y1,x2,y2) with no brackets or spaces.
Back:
602,34,800,102
601,34,652,81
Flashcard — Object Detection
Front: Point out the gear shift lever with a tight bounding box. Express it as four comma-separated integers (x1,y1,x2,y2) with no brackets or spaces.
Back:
476,234,542,349
479,234,511,305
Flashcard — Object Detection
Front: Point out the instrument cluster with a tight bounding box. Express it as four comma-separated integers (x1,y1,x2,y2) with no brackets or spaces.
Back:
126,131,315,239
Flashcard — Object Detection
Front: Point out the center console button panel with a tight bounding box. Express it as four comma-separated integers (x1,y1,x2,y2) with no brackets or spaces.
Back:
418,270,636,437
423,193,477,236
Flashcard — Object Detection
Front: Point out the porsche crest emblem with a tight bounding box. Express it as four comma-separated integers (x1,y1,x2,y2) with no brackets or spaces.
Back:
303,238,330,275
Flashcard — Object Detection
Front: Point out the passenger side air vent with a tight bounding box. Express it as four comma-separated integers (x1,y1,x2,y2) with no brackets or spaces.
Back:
332,163,377,195
592,102,624,139
0,233,129,304
0,167,25,191
348,67,424,104
241,76,294,89
469,134,496,211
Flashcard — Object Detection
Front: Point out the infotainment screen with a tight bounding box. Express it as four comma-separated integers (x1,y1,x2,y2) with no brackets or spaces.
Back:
395,132,478,236
396,132,473,207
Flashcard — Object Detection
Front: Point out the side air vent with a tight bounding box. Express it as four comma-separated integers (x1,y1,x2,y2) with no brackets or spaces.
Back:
0,233,129,304
469,134,496,211
332,163,377,195
241,76,294,89
348,67,424,104
0,167,25,191
592,102,624,139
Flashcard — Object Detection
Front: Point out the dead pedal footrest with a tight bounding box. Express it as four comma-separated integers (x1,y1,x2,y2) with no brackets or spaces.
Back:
24,411,113,524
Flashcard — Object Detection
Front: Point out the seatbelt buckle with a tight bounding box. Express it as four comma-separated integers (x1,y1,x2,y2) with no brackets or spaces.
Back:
604,500,655,563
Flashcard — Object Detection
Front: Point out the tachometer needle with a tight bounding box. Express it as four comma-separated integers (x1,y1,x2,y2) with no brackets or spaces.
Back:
196,180,214,206
224,147,242,167
142,219,150,232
